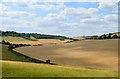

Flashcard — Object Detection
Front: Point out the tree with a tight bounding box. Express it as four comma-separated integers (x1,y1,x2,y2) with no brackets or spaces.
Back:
46,59,51,63
2,40,6,44
108,33,112,38
8,44,14,49
102,34,107,39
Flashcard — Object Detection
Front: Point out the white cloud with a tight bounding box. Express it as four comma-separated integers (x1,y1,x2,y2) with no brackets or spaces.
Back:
81,18,104,25
0,11,35,19
0,2,118,36
62,8,98,19
2,0,39,3
98,2,118,12
0,3,7,11
104,14,118,23
28,2,65,10
63,8,98,15
2,0,119,2
32,12,66,28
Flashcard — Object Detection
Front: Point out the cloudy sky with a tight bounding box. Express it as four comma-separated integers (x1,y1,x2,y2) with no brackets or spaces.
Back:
0,0,118,37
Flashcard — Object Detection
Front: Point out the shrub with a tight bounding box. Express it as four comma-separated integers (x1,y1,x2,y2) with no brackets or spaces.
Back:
46,59,50,63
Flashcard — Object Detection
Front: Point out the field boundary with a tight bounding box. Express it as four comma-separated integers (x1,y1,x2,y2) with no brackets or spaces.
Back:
7,45,56,65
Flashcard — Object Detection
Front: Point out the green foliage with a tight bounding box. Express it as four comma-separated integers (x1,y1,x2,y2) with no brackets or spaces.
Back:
84,32,120,39
2,40,10,45
29,36,38,41
46,59,50,63
1,31,71,40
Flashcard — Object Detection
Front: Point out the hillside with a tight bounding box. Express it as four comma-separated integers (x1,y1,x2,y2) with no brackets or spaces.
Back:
1,45,31,62
0,36,29,42
2,61,118,77
110,32,120,37
0,36,70,45
2,43,118,77
14,39,118,71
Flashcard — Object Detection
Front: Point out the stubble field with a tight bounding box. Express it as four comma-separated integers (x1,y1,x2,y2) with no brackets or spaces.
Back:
14,39,118,71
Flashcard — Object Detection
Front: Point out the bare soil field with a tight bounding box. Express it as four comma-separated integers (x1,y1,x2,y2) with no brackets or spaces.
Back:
14,39,118,71
11,39,69,45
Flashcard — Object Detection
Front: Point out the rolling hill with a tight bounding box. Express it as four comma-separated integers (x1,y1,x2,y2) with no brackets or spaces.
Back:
14,39,118,71
2,61,118,77
1,31,119,77
0,36,29,42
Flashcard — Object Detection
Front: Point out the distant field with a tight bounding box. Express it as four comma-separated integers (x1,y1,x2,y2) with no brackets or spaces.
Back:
0,36,29,42
14,39,118,71
11,39,69,45
2,61,118,77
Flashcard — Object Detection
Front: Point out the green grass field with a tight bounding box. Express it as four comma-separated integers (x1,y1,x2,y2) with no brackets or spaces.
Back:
2,61,118,77
1,45,31,62
0,36,29,42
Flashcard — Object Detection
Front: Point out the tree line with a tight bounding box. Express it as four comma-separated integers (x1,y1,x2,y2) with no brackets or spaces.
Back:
2,40,42,49
85,33,120,39
0,31,71,40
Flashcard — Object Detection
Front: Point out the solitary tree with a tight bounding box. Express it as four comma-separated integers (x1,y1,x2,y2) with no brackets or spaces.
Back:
2,40,6,44
46,59,51,63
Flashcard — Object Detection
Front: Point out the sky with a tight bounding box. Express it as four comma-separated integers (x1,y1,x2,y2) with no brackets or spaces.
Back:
0,0,119,37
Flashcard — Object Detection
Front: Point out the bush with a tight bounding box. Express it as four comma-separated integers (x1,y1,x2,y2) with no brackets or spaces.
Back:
46,59,50,63
2,40,6,44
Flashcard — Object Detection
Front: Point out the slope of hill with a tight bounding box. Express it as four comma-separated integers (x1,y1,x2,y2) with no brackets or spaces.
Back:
0,36,29,42
14,39,118,71
2,61,118,77
1,45,31,62
0,36,71,45
111,32,120,37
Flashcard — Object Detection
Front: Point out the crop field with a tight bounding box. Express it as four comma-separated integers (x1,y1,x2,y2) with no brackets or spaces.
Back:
14,39,118,71
11,39,70,45
2,60,118,77
0,36,70,45
0,36,29,42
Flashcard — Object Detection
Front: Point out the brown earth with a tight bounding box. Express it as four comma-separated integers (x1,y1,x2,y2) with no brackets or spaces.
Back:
14,39,118,71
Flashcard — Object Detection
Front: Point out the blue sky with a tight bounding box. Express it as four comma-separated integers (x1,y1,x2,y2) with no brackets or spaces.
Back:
0,1,118,37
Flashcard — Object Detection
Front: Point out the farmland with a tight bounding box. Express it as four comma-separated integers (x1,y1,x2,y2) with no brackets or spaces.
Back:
0,36,29,42
2,60,118,77
10,39,70,45
2,43,118,77
0,36,70,45
1,31,119,77
14,39,118,71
